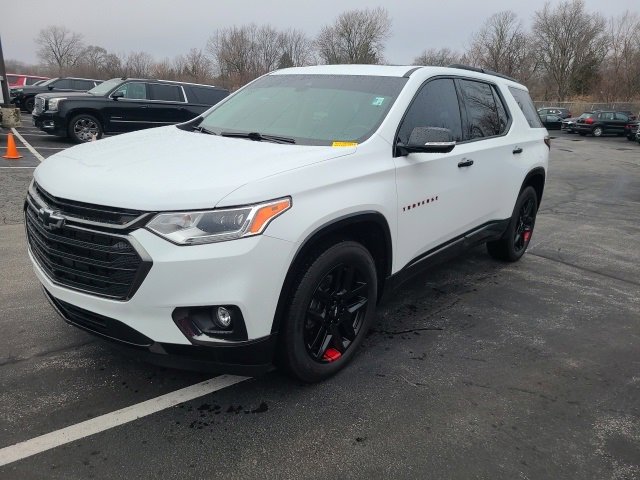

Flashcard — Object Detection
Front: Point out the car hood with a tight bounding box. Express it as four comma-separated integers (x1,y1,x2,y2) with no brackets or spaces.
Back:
34,126,356,211
35,91,92,100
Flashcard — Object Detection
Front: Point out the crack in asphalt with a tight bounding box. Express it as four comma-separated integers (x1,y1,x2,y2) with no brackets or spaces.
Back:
527,252,640,288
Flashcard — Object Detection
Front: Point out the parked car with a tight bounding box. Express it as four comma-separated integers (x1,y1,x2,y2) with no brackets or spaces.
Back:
6,73,49,88
10,77,102,112
32,77,230,143
561,112,591,133
618,110,637,121
636,125,640,144
575,111,631,137
538,107,572,119
539,113,562,130
624,121,639,140
26,65,548,381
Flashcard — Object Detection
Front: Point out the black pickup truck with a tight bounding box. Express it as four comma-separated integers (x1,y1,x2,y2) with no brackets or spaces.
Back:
32,78,230,143
10,77,102,112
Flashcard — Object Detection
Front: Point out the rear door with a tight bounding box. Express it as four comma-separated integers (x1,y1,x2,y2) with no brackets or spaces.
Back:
613,112,629,134
147,83,191,124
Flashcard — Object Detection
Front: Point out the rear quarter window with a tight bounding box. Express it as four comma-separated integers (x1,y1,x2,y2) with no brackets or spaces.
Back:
508,87,544,128
149,84,185,102
187,86,229,106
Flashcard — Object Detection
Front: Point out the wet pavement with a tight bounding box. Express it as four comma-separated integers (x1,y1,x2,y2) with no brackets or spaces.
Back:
0,120,638,479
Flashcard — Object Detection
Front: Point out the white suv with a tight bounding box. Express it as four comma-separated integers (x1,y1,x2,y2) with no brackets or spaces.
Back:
26,65,548,382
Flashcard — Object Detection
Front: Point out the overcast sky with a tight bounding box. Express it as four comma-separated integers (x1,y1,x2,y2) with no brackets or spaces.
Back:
3,0,638,66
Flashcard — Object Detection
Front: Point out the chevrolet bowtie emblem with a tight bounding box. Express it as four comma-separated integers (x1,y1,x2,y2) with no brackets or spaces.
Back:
38,207,65,230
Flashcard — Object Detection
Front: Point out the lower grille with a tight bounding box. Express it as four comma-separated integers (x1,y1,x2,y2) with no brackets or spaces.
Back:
45,290,153,347
25,198,150,300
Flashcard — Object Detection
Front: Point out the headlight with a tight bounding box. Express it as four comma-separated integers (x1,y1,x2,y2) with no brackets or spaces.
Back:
146,197,291,245
47,97,66,111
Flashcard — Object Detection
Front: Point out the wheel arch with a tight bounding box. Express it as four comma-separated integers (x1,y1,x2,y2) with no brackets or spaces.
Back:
270,211,393,335
520,167,546,208
66,108,106,130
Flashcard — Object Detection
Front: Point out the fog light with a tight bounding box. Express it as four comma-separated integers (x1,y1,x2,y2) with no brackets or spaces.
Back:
216,306,232,328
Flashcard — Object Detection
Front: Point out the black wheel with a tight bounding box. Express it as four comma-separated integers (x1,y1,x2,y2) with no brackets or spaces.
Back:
23,97,35,113
68,114,103,143
592,126,603,137
487,186,538,262
279,241,377,383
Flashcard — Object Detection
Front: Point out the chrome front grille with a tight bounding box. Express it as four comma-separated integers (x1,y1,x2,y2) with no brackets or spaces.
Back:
34,96,45,114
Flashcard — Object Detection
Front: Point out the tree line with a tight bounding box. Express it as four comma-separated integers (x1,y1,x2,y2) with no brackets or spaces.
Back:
8,0,640,102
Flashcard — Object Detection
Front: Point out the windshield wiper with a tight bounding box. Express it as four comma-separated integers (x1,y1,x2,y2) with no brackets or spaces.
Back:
193,125,217,135
220,131,296,144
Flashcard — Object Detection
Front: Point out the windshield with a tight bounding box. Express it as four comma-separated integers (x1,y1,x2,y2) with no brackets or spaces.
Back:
38,78,58,87
198,74,408,146
88,78,124,96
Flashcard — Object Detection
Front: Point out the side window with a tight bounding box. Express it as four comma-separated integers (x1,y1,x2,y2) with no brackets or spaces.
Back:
71,80,93,90
492,86,509,134
149,84,185,102
508,87,544,128
188,86,229,105
112,82,148,100
397,78,463,144
458,79,501,139
53,79,72,89
25,77,41,85
603,112,614,120
615,112,628,121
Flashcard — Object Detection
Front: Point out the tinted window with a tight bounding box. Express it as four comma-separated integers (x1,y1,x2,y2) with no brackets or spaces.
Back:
397,78,463,144
458,80,502,139
25,77,43,85
493,86,509,134
113,82,148,100
149,84,185,102
70,80,94,90
53,79,72,89
187,86,229,105
508,87,544,128
600,112,614,120
615,112,628,121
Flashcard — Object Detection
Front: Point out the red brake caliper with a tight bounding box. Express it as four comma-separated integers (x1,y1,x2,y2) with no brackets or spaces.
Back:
523,230,532,242
323,348,342,362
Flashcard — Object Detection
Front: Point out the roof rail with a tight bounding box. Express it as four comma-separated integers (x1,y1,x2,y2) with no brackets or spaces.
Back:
447,64,518,83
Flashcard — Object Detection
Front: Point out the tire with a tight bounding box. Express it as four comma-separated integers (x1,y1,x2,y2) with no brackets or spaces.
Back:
487,186,538,262
23,97,35,113
592,126,603,137
279,241,377,383
68,114,103,143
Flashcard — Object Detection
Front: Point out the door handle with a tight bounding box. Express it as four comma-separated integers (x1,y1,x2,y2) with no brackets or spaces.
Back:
512,147,523,154
458,158,474,168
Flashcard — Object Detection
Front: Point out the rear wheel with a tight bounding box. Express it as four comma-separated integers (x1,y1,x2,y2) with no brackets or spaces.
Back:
487,186,538,262
68,114,103,143
592,126,603,137
279,241,377,383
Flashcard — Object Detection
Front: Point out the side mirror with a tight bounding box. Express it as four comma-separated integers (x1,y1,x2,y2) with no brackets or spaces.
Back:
47,85,54,90
111,91,124,100
397,127,456,155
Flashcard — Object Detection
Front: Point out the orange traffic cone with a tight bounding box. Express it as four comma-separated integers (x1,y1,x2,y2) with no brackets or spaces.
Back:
2,133,23,160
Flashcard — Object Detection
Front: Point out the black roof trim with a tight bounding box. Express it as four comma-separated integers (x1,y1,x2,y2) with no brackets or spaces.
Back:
403,67,422,78
447,64,518,83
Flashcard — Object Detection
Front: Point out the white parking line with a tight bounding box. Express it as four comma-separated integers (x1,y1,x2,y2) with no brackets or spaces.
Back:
0,166,37,169
15,146,67,150
11,128,45,163
0,375,248,467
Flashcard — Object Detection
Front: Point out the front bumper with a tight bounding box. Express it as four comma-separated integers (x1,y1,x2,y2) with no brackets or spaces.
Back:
29,227,297,372
32,111,67,136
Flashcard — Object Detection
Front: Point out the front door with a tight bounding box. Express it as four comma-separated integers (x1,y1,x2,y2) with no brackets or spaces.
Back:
103,81,154,132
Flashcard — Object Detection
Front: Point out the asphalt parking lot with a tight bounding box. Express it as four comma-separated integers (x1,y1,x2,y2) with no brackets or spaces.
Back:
0,116,639,479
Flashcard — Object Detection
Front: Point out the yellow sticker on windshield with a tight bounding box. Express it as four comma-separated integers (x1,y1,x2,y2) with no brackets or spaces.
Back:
332,141,358,147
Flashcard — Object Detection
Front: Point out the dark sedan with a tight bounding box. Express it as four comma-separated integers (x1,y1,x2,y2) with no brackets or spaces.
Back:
539,113,562,130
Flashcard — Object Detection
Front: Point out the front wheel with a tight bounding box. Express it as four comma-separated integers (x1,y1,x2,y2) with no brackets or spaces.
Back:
68,114,103,143
23,97,35,113
279,241,377,383
592,126,603,137
487,186,538,262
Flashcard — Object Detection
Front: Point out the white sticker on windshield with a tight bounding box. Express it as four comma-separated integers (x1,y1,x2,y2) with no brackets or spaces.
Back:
372,97,385,106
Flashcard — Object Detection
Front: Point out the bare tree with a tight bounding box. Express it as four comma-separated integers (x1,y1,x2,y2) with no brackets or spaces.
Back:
278,29,314,68
36,26,85,73
466,11,531,79
412,48,461,66
124,51,154,78
176,48,213,82
316,7,391,64
207,25,259,87
601,12,640,100
79,45,108,77
532,0,608,100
